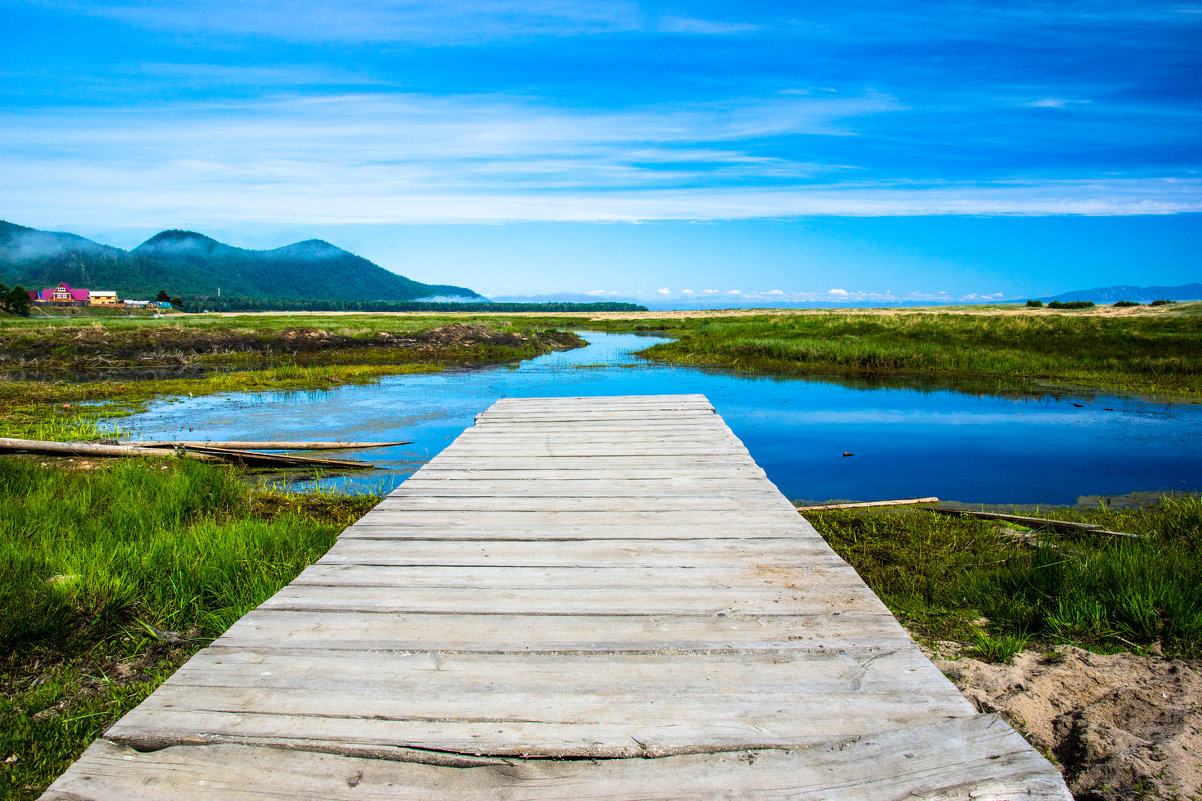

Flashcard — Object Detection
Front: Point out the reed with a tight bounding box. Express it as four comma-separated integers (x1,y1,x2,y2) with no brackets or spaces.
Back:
632,306,1202,398
808,496,1202,660
0,459,376,798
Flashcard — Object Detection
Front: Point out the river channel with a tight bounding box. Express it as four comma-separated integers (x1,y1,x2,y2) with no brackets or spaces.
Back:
120,331,1202,505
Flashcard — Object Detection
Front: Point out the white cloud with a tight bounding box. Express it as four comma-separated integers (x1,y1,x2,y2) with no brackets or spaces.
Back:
681,288,695,295
656,15,761,35
60,0,644,44
2,91,1200,226
656,287,671,295
828,288,849,297
702,289,720,294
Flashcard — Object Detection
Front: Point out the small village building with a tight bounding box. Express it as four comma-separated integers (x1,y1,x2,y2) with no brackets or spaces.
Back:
123,299,151,308
34,282,90,305
89,291,119,306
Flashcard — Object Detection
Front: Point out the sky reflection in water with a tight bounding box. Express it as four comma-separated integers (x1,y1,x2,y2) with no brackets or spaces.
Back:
122,332,1202,504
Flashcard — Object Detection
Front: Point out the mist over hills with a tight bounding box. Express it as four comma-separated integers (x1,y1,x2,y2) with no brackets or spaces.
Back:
0,221,480,303
1041,283,1202,304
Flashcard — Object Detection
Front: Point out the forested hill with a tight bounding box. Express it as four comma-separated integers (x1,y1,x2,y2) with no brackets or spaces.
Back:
0,221,481,302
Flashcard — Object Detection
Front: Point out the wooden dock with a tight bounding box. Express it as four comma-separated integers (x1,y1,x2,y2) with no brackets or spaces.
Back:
41,394,1070,800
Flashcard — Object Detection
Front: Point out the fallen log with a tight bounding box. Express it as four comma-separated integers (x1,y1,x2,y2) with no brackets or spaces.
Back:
0,438,219,461
124,440,410,451
930,507,1142,538
796,497,939,511
0,438,371,469
169,444,371,469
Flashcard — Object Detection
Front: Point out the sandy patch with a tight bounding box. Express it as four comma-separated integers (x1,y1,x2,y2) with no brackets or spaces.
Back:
933,646,1201,800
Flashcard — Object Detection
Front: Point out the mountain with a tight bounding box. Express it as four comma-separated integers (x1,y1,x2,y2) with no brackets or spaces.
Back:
1042,283,1202,304
0,221,481,302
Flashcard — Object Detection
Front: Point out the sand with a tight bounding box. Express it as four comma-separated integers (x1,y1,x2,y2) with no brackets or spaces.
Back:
931,646,1201,800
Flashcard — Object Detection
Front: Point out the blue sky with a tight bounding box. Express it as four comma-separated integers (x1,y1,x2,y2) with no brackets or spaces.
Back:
2,1,1200,304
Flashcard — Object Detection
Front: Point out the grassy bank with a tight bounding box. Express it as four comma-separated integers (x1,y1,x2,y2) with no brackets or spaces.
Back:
807,497,1202,661
0,458,376,800
626,305,1202,399
0,314,585,441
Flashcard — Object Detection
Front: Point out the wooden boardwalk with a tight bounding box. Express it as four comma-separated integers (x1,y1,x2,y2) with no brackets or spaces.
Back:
42,395,1070,800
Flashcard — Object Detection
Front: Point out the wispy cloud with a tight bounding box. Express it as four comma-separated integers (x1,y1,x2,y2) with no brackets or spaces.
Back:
4,89,1197,225
635,287,1013,305
40,0,762,44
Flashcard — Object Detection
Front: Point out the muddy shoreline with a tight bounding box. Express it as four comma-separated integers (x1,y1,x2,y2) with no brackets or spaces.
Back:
0,323,583,370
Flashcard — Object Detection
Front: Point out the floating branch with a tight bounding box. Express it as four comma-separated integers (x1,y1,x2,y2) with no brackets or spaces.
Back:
796,497,939,511
124,440,410,451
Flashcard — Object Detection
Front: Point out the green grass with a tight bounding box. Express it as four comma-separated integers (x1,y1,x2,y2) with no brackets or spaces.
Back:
622,305,1202,399
0,314,586,441
0,458,377,799
807,497,1202,660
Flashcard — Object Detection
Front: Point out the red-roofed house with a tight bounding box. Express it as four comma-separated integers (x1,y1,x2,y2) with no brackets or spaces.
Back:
34,282,90,305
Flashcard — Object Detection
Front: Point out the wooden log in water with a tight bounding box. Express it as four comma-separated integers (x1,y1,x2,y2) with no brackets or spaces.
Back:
170,445,372,470
126,440,410,451
795,497,939,511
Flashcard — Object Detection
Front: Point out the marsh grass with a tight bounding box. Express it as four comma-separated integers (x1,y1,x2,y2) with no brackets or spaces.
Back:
0,458,377,798
808,497,1202,660
0,313,585,441
632,306,1202,398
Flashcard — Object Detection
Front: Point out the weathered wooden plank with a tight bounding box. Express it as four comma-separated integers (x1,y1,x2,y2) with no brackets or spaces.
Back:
159,647,952,697
483,396,708,406
107,692,974,757
467,420,731,431
369,497,799,513
46,716,1071,800
217,609,910,652
391,481,784,497
407,468,771,482
456,429,740,439
317,537,846,567
258,582,887,616
337,524,809,541
415,456,762,469
348,509,799,525
443,441,749,453
287,563,864,592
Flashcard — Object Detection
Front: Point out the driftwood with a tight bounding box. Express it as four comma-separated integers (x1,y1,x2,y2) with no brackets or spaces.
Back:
124,440,409,451
0,438,371,469
167,444,370,469
796,497,939,511
930,507,1142,538
0,438,219,461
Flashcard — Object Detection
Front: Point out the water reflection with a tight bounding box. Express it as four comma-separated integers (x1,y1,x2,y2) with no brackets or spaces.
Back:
121,331,1202,505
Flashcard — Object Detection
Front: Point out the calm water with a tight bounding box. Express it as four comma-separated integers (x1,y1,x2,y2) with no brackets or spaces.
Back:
122,331,1202,504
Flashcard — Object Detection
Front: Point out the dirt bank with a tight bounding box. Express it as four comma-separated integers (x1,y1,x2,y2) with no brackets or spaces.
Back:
0,323,582,369
933,646,1201,800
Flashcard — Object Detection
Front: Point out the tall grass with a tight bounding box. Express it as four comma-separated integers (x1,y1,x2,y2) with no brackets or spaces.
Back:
635,308,1202,398
0,458,376,798
808,498,1202,659
0,458,362,651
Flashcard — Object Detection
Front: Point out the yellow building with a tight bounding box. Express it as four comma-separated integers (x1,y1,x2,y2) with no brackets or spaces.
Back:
89,291,119,306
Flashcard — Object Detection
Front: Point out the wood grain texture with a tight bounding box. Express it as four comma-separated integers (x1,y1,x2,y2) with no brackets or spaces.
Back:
39,394,1069,800
45,716,1071,801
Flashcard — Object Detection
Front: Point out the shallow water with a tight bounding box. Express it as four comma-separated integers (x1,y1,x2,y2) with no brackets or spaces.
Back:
121,331,1202,504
